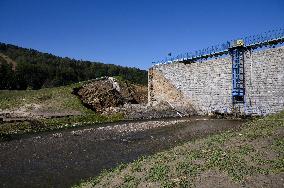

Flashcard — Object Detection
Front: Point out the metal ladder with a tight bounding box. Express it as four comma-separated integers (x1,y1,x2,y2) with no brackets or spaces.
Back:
229,40,245,104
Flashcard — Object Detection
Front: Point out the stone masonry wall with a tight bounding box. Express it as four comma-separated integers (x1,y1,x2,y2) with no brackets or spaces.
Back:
243,47,284,115
149,46,284,115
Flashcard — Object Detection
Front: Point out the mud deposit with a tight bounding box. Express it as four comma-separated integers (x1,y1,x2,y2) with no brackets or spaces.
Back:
0,118,245,188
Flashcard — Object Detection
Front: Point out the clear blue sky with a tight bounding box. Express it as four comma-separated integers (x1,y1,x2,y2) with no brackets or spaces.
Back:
1,0,283,70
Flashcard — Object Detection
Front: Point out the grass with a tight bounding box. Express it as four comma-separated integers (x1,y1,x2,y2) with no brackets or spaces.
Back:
148,164,169,181
0,83,124,138
73,111,284,188
0,83,85,112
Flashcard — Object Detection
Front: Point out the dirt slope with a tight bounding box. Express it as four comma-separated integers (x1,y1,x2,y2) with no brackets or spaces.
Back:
0,53,16,70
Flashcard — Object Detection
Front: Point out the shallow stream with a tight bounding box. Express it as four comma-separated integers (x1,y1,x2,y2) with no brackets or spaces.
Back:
0,117,245,188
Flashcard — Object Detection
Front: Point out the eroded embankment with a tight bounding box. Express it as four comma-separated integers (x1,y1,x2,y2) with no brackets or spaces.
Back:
73,77,191,119
0,117,244,188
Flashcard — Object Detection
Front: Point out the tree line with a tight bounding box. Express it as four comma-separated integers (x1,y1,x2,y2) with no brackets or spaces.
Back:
0,43,148,90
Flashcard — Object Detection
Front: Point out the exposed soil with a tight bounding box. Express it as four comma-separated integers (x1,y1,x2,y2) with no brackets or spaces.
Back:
0,117,245,188
74,77,148,112
74,77,188,120
194,170,240,188
0,53,17,70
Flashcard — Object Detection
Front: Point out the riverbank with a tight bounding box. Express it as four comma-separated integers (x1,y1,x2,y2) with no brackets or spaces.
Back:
74,111,284,188
0,83,125,140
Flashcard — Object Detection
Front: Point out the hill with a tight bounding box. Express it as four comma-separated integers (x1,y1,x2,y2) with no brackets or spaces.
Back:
0,42,148,90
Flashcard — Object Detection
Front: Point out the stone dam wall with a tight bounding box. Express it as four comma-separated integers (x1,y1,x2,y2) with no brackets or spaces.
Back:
148,46,284,116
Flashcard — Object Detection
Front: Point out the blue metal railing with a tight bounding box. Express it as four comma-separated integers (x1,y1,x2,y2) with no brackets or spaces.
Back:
153,28,284,65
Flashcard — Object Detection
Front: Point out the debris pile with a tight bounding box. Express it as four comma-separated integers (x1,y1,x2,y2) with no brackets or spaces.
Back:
74,77,148,112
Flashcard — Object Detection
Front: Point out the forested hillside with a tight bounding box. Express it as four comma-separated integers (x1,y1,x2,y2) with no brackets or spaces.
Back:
0,43,147,90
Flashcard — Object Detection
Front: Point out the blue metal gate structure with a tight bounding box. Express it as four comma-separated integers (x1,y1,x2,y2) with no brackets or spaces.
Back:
228,40,245,103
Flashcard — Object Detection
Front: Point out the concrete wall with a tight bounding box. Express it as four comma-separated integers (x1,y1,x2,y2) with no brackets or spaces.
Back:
149,46,284,115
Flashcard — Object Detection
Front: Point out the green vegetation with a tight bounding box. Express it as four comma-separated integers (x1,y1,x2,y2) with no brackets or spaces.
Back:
0,42,147,90
148,164,169,181
0,42,146,138
0,83,83,110
73,111,284,188
0,84,124,139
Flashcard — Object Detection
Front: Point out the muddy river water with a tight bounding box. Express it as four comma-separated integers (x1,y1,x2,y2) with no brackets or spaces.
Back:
0,117,245,188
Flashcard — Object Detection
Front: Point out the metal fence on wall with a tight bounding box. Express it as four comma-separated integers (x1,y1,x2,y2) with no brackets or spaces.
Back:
154,28,284,65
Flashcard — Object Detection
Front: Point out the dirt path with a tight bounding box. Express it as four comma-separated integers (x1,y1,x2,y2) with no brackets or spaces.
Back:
0,118,245,188
0,53,17,70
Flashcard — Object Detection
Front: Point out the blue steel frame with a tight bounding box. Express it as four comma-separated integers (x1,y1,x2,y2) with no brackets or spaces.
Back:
230,47,245,103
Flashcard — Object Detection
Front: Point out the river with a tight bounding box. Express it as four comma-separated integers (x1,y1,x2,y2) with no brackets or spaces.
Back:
0,117,245,188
